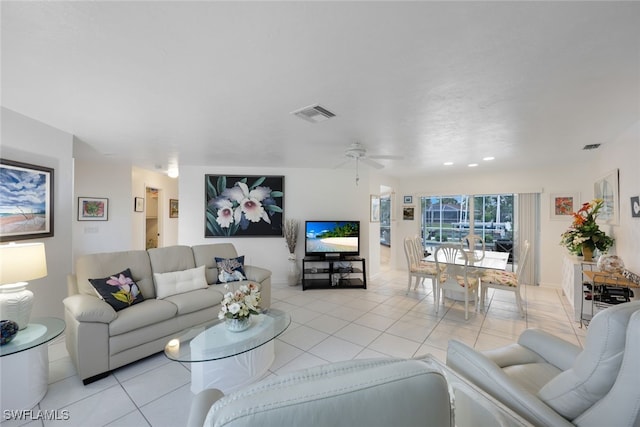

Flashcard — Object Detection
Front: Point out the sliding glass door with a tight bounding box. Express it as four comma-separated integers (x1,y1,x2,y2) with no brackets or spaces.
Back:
420,194,514,252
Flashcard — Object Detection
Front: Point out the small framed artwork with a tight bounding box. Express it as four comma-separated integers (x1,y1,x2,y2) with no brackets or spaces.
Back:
0,159,54,241
403,206,415,220
550,192,580,220
370,195,380,222
134,197,144,212
169,199,179,218
594,169,619,224
631,196,640,218
403,195,413,204
78,197,108,221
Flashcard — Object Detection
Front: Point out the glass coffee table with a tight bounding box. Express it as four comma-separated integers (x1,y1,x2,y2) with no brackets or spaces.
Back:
164,308,290,393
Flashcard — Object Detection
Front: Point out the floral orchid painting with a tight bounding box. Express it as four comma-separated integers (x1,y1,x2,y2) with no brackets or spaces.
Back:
205,175,284,236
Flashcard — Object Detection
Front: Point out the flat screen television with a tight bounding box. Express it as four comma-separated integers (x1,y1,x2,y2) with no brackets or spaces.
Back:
305,221,360,259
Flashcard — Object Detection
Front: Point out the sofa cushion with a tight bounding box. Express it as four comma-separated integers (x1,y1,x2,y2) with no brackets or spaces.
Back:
109,299,178,336
148,245,196,275
215,256,246,283
89,268,145,311
537,300,640,420
76,250,155,299
154,265,208,299
192,244,239,285
163,288,224,315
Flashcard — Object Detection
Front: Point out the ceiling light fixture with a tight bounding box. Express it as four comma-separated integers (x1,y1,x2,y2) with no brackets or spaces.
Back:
483,156,495,161
582,144,601,150
167,167,179,179
468,163,478,167
444,162,454,166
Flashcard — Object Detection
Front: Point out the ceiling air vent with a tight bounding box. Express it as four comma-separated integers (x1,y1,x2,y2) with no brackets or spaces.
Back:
582,144,601,150
291,104,336,123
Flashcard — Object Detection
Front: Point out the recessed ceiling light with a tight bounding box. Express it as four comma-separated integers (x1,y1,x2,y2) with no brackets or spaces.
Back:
444,162,454,166
583,144,601,150
468,163,478,167
483,156,495,161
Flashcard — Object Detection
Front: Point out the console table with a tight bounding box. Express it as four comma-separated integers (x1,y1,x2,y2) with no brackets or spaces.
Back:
561,255,596,321
580,270,638,327
302,257,366,290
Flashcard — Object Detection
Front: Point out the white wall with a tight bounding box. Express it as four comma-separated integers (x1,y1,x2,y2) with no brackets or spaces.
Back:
593,122,639,274
178,166,371,284
1,108,74,320
72,157,133,258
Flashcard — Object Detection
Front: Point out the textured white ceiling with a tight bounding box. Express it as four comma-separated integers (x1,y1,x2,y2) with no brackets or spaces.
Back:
2,1,639,177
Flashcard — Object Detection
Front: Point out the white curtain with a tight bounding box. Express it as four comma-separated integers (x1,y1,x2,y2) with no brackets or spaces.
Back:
515,193,539,285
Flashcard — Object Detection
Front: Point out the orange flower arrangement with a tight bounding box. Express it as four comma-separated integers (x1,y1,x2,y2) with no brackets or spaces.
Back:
560,199,614,255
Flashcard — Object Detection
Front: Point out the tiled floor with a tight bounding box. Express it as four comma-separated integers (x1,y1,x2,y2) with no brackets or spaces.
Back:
2,268,585,427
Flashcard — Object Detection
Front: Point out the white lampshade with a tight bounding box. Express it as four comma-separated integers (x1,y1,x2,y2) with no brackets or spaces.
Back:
0,242,47,329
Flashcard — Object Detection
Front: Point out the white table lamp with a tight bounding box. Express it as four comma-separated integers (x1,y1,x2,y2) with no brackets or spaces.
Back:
0,242,47,329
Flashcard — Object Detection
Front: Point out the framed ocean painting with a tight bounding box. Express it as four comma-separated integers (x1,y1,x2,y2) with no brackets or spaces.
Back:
0,159,54,241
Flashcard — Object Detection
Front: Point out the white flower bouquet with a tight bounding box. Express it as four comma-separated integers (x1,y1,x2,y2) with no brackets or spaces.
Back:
218,282,261,320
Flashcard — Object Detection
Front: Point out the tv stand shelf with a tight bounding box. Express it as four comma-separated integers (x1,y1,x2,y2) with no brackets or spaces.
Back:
302,257,367,291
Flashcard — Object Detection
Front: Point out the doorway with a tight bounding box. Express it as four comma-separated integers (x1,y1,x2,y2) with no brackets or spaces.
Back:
145,187,161,249
379,186,394,271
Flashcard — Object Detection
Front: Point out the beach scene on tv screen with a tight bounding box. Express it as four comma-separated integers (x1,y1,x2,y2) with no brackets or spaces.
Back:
306,221,358,253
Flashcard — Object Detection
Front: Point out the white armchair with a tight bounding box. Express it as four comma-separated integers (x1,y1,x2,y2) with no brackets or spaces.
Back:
187,356,531,427
446,301,640,426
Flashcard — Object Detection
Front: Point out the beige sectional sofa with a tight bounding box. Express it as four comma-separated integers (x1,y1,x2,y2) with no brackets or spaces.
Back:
63,243,271,384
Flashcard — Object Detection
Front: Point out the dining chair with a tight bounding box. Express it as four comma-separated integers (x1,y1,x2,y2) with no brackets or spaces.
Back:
463,233,485,263
434,243,480,320
403,237,438,296
480,240,530,317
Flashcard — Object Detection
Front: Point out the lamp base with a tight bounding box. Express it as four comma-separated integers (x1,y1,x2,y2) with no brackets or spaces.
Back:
0,282,33,330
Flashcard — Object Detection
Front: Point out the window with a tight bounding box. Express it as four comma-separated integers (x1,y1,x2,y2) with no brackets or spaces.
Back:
420,194,514,250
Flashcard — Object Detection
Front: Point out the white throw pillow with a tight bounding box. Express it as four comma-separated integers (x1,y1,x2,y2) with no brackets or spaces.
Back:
154,265,208,299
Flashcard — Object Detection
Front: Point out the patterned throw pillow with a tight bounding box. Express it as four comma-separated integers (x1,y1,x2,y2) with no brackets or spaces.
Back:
215,256,247,283
89,268,144,311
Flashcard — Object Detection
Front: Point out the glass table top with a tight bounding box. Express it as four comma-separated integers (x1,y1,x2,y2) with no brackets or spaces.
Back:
164,308,291,363
425,250,509,270
0,317,66,357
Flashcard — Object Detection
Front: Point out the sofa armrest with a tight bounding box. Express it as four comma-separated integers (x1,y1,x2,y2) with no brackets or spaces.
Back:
518,329,582,371
447,339,573,427
63,294,117,323
243,265,271,283
187,389,225,427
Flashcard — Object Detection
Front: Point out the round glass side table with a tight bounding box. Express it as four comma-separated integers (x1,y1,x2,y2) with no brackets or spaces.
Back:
0,317,66,412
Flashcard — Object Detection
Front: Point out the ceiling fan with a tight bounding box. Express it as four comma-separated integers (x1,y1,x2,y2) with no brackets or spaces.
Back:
335,142,403,184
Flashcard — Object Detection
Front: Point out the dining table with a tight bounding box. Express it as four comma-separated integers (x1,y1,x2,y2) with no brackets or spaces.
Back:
423,248,510,303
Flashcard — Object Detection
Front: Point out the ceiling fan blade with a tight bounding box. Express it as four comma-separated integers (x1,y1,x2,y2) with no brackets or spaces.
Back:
361,158,385,169
368,154,404,160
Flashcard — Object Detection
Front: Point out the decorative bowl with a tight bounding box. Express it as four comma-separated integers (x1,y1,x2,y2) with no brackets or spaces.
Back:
597,255,625,274
0,319,19,345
